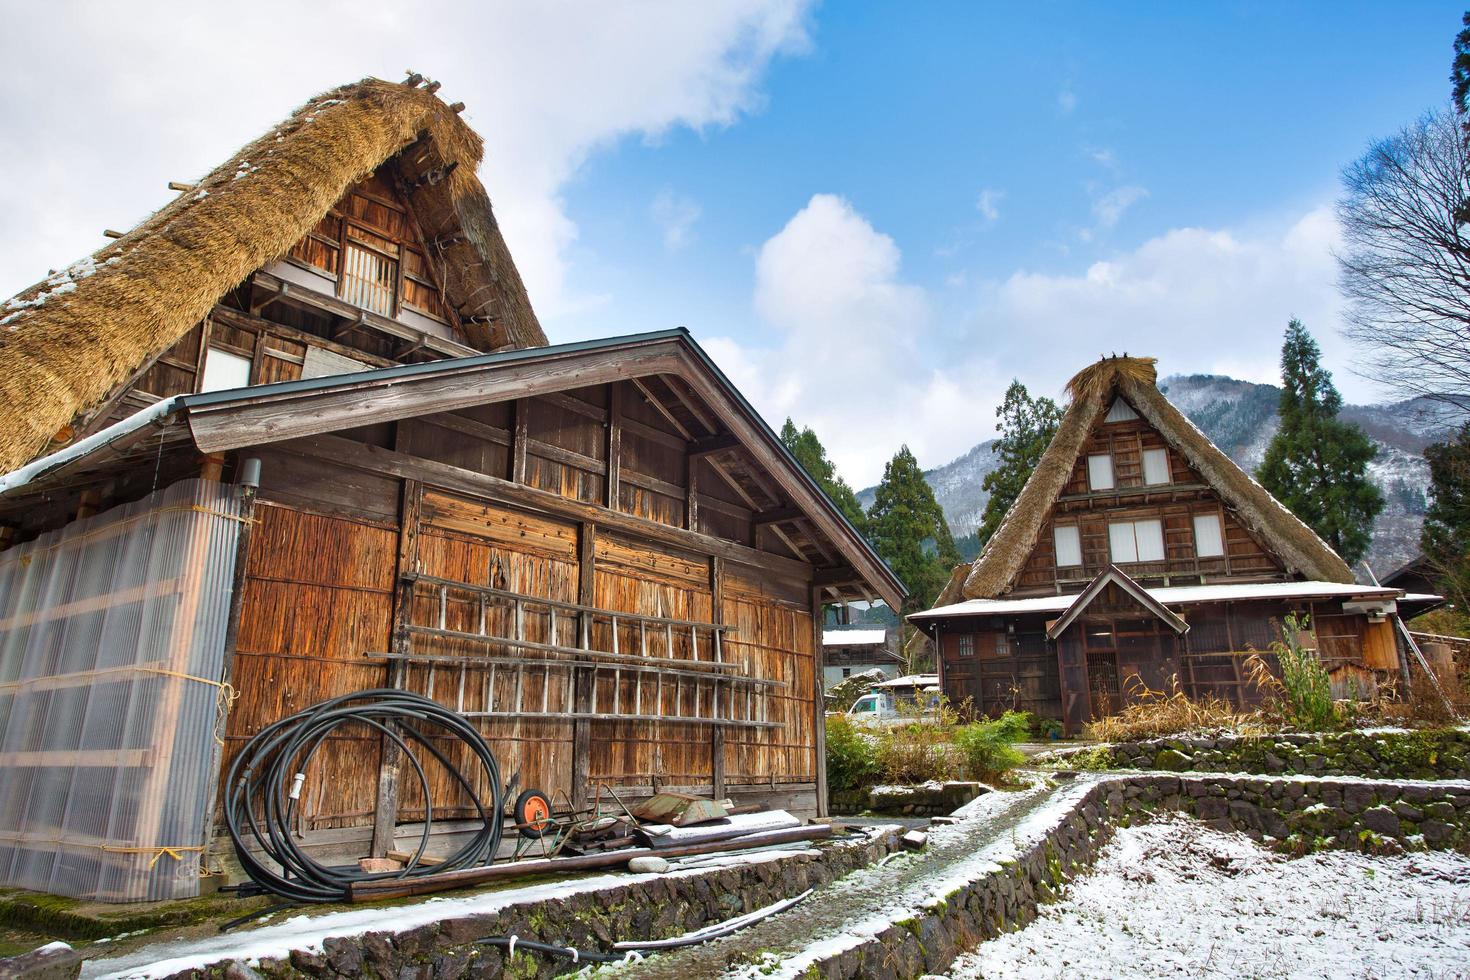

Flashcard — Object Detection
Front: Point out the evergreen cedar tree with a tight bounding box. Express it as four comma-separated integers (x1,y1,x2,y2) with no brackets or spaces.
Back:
1422,422,1470,614
977,380,1063,548
867,445,960,616
778,419,868,535
1256,320,1383,566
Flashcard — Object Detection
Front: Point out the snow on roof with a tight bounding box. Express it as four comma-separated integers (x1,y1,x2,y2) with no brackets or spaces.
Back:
875,673,939,688
822,628,888,647
911,580,1409,622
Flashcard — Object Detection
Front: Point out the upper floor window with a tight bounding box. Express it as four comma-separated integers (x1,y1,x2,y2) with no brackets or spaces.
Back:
1142,447,1171,486
199,347,252,392
1087,454,1115,491
958,634,975,657
341,235,399,317
1109,519,1165,563
1054,525,1083,567
1105,398,1139,422
1193,513,1225,558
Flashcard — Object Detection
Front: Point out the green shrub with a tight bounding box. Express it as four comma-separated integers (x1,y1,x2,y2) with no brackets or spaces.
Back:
825,714,879,792
1271,613,1338,731
954,710,1030,781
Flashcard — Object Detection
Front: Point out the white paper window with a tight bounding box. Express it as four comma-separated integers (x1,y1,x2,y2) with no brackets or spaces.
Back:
958,634,975,657
1136,519,1165,561
1054,525,1082,567
1109,519,1165,563
1088,454,1115,491
1194,513,1225,558
1142,448,1171,486
1106,398,1139,422
200,347,252,392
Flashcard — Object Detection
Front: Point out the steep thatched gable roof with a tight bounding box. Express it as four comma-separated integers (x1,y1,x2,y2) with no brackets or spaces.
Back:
960,355,1355,600
0,76,545,476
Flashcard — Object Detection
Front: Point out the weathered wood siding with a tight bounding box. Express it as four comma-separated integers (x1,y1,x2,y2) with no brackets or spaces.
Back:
224,503,395,830
1011,413,1283,596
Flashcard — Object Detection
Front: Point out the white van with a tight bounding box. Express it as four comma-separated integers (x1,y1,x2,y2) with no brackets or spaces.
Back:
845,674,940,727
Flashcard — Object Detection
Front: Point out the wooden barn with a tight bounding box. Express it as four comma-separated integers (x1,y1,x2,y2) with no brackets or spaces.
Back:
0,77,902,902
912,355,1431,734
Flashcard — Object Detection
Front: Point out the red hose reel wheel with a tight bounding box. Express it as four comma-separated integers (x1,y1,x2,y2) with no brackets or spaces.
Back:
513,788,554,839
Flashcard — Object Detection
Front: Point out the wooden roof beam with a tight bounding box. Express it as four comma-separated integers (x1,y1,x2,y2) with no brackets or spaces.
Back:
688,433,740,458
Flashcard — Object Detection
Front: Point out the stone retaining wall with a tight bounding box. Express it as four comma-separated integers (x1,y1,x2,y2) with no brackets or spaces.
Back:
803,774,1470,980
1051,728,1470,780
145,829,900,980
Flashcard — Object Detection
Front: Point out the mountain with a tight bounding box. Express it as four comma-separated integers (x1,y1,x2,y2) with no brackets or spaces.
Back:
856,374,1451,578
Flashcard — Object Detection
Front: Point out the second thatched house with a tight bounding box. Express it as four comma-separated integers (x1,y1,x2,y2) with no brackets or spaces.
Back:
911,356,1434,733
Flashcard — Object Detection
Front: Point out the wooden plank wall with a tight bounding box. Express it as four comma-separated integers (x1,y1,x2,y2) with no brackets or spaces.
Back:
223,502,396,830
721,562,816,787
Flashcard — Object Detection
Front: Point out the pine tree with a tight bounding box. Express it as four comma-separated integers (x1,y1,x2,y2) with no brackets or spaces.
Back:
1256,320,1384,565
866,445,960,616
1422,423,1470,613
778,419,867,534
977,380,1063,547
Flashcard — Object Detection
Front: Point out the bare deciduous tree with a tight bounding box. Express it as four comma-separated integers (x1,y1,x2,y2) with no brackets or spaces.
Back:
1338,108,1470,419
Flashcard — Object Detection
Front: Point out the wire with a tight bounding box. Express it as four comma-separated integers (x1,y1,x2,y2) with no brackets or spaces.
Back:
224,689,504,904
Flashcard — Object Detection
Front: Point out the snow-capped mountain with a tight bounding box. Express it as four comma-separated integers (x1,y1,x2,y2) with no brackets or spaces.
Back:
856,375,1451,577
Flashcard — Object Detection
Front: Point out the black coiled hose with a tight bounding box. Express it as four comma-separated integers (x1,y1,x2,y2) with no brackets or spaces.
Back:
225,689,503,904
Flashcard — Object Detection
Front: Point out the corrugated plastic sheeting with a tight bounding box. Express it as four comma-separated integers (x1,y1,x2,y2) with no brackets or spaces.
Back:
0,479,244,901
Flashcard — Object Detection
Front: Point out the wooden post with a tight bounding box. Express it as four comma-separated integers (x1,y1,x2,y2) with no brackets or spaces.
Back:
199,453,225,483
686,455,699,533
810,583,828,818
605,383,622,510
710,557,726,801
372,476,422,856
511,400,528,484
75,490,102,521
571,522,597,809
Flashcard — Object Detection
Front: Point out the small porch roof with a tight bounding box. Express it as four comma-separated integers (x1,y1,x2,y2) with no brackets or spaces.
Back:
1042,565,1189,640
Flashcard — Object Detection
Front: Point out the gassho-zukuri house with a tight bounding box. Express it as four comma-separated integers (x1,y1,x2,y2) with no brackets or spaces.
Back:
0,76,902,902
911,355,1439,735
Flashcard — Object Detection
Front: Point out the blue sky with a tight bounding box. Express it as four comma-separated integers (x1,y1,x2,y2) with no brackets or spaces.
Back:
0,1,1461,485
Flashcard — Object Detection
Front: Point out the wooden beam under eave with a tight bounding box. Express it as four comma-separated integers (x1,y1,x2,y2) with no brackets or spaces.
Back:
186,346,688,453
752,506,803,528
605,382,622,509
688,433,740,458
287,432,816,581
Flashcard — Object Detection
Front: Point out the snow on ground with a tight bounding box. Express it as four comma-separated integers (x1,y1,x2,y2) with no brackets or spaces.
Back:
948,814,1470,980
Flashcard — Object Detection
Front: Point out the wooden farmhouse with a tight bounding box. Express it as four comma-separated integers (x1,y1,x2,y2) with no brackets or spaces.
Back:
0,77,901,902
911,356,1434,734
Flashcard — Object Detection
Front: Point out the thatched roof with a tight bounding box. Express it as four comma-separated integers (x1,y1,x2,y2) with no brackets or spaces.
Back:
959,355,1355,600
0,76,545,475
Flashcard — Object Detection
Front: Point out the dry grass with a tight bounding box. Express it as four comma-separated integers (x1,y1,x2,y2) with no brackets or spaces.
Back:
1084,675,1260,742
0,77,545,475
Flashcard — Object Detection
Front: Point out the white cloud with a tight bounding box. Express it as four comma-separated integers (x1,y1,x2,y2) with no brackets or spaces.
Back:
650,190,702,249
1090,185,1149,232
706,193,1004,487
1058,87,1078,113
979,205,1371,400
976,188,1005,222
0,0,811,328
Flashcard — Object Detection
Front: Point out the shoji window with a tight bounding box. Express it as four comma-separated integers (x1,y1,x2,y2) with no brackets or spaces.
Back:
1054,525,1083,567
1142,448,1172,486
1193,513,1225,558
200,347,252,392
1109,519,1165,563
958,634,975,657
1088,454,1115,491
1106,398,1139,422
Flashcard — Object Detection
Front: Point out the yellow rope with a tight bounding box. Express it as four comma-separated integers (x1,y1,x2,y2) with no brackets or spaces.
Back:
0,833,204,869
